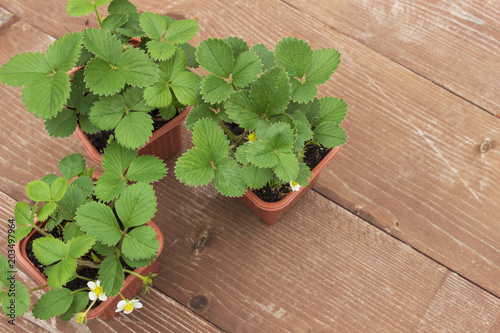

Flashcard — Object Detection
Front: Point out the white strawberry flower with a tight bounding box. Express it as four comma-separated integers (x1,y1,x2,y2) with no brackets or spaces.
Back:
88,280,107,301
116,298,143,314
290,181,301,191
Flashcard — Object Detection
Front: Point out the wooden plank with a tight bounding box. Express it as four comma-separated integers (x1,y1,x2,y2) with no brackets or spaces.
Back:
0,0,101,38
0,192,223,333
459,0,500,30
150,146,500,331
283,0,500,115
0,7,15,29
137,0,500,301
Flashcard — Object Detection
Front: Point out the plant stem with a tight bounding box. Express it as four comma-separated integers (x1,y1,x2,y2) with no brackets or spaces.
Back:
72,287,91,294
76,275,93,282
33,224,51,238
123,269,144,279
76,259,101,269
28,284,48,292
56,203,75,223
219,117,238,141
94,7,103,28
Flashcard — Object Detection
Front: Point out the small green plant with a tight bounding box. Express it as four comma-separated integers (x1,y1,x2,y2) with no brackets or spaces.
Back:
0,0,200,150
0,142,167,323
175,36,348,197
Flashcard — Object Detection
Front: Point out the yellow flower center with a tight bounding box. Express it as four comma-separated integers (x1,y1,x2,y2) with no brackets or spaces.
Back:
291,181,299,187
94,286,103,297
124,302,135,312
248,132,257,142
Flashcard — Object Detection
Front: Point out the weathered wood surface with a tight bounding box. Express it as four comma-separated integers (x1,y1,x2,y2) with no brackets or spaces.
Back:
0,0,500,332
0,193,223,333
284,0,500,115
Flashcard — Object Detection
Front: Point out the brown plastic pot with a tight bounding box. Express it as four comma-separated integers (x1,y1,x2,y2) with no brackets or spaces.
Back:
75,106,191,164
14,219,164,321
240,145,342,225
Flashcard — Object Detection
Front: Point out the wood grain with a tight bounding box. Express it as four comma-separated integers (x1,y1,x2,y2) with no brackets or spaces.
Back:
282,0,500,115
0,193,222,333
149,142,500,332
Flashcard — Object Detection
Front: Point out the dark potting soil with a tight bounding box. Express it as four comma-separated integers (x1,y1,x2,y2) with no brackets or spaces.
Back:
85,109,176,154
253,144,332,202
26,225,133,310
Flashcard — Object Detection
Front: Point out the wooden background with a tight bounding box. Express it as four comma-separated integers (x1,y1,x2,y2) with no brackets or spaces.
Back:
0,0,499,332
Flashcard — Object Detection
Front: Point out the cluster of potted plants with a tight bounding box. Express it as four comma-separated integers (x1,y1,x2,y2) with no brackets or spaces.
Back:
0,0,347,325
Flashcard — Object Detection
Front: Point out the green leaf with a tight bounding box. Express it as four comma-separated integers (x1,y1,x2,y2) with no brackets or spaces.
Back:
274,152,299,182
89,95,125,130
232,51,262,88
174,148,214,186
139,12,168,40
75,202,123,246
213,157,246,197
92,241,115,256
67,0,111,16
50,177,68,202
251,44,275,72
200,74,233,104
241,165,272,189
250,66,291,116
46,32,84,72
115,111,154,149
59,154,86,180
44,109,77,138
0,52,51,87
171,71,200,105
185,105,218,131
126,155,167,183
144,79,172,107
32,288,74,320
71,176,94,197
313,97,348,126
122,225,159,260
101,141,137,177
66,235,95,258
246,141,277,168
164,19,199,44
98,255,124,296
94,173,127,203
275,37,313,79
63,223,84,242
42,174,58,187
224,36,249,59
196,38,234,78
26,180,51,202
313,123,348,148
21,72,70,119
179,43,198,68
290,111,313,151
58,185,86,220
59,292,89,321
12,225,33,243
32,237,66,265
305,48,340,85
116,47,160,87
192,118,230,161
1,281,30,318
146,40,177,61
115,183,157,229
47,257,77,289
0,254,10,287
109,0,137,15
225,90,263,131
84,29,122,64
290,79,317,103
296,161,312,187
84,57,126,96
265,122,295,152
36,202,57,222
158,105,177,120
102,13,129,32
14,202,33,226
